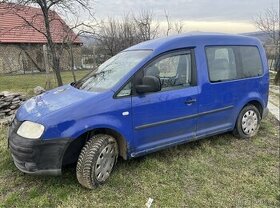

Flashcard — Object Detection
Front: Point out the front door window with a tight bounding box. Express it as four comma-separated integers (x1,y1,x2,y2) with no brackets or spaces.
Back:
144,52,193,91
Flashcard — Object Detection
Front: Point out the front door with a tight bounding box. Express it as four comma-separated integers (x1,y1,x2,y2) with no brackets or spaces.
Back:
131,49,198,155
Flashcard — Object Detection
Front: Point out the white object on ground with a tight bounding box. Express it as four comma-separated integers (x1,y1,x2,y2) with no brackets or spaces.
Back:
145,198,154,208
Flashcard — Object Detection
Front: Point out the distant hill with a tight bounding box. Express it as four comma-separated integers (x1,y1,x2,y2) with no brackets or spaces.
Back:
79,31,275,47
241,31,273,44
80,34,96,47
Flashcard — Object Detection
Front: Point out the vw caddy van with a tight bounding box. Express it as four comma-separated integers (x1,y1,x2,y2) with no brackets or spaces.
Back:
8,33,269,189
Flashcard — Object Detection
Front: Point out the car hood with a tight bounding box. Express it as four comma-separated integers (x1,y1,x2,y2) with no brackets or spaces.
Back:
17,85,97,123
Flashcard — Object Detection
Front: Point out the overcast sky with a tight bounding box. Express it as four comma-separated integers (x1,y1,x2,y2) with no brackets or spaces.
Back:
92,0,279,33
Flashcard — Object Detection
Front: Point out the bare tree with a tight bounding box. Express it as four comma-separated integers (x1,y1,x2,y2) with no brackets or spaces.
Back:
133,10,159,41
1,0,95,86
164,10,185,36
96,18,121,58
174,21,184,34
254,7,280,84
164,10,172,36
95,12,159,62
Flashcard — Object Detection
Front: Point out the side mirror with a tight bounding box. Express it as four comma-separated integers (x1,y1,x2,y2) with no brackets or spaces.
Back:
135,76,161,94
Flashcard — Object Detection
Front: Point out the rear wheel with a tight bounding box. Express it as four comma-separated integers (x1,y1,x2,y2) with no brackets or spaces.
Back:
233,105,261,138
76,134,118,189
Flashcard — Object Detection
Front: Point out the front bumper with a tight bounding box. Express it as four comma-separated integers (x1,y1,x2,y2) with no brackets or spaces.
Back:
8,119,71,175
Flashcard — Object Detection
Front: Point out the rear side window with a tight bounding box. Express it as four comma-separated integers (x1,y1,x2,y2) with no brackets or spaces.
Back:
239,47,263,78
206,46,263,82
206,47,237,82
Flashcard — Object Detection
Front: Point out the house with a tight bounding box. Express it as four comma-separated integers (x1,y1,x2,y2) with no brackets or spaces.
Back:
0,3,82,74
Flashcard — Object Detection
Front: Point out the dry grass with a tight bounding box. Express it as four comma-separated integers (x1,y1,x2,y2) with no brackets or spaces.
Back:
0,71,279,207
0,114,279,207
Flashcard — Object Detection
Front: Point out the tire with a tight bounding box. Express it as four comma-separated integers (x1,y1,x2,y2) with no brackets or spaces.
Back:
76,134,118,189
233,105,261,139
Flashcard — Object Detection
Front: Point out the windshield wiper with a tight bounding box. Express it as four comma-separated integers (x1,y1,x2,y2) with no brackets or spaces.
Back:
76,70,113,90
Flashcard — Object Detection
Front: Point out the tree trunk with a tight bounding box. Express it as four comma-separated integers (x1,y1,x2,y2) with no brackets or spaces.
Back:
52,55,63,86
43,45,51,89
70,46,77,82
39,2,63,87
274,51,280,85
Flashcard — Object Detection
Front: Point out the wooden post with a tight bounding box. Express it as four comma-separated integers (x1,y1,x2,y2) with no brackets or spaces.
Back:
43,45,51,89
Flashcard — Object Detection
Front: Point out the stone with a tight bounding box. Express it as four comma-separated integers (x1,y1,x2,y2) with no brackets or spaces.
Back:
0,91,26,122
4,96,14,102
12,97,20,101
0,109,11,113
0,102,10,109
10,93,20,96
10,105,17,110
12,100,20,105
19,95,27,100
34,86,46,95
8,110,16,115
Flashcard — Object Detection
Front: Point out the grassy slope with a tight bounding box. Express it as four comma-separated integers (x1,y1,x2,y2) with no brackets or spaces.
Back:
0,115,279,207
0,71,279,207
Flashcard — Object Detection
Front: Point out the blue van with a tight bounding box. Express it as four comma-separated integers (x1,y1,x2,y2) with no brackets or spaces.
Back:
8,33,269,189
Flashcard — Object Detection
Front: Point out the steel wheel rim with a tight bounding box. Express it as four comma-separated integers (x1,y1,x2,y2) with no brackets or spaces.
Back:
241,110,258,135
95,143,116,182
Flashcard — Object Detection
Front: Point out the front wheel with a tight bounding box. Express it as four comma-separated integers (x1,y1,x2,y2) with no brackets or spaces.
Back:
76,134,118,189
233,105,261,138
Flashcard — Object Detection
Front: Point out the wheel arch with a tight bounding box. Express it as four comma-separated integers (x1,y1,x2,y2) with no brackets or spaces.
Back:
238,97,264,118
233,99,263,138
246,100,264,117
233,97,265,129
89,128,128,160
62,127,128,167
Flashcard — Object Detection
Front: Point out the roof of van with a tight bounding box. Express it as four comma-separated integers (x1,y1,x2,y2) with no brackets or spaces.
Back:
125,32,261,52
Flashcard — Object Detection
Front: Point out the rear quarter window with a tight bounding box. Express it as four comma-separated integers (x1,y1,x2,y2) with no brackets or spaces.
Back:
206,46,263,82
239,46,263,78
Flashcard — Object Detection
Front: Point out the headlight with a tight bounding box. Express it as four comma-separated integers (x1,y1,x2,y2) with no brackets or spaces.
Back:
17,121,45,139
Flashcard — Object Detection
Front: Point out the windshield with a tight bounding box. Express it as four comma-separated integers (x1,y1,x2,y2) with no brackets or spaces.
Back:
75,50,152,91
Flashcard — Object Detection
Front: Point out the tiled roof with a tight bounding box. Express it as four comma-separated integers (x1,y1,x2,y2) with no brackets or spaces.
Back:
0,3,81,44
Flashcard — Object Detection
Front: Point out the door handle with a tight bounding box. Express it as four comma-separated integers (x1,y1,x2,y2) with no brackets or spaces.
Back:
185,98,197,105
